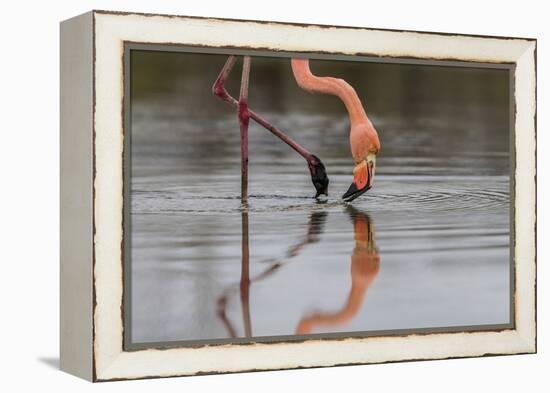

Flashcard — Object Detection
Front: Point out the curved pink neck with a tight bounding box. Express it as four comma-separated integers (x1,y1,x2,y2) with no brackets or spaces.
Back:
291,58,369,127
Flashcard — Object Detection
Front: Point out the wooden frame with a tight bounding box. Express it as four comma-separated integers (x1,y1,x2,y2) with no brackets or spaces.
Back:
60,10,536,382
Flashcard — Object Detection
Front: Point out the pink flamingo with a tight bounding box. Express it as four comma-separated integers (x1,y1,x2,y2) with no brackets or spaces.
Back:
213,56,380,202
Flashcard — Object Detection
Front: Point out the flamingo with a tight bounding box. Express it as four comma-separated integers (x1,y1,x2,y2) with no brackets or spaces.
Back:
213,56,380,202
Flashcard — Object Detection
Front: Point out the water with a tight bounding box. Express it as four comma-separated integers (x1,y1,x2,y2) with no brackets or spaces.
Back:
129,52,511,346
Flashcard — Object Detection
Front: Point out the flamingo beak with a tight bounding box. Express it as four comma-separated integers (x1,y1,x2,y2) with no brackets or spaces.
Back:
342,154,376,202
308,155,329,198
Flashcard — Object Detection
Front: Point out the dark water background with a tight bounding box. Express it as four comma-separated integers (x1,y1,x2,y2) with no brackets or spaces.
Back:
129,51,511,345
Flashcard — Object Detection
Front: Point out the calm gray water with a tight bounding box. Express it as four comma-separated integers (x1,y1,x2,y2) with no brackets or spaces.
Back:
129,52,511,346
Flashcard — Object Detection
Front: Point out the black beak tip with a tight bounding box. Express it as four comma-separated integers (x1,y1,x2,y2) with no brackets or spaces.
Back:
315,188,328,198
342,183,358,200
342,183,371,202
309,155,329,199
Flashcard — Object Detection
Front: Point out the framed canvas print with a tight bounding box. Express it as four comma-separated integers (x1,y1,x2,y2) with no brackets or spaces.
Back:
60,10,537,381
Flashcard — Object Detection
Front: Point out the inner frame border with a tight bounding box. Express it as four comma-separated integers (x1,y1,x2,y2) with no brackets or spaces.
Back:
122,42,516,352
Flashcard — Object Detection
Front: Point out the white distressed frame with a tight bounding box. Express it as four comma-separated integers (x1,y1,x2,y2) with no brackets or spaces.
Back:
63,10,536,381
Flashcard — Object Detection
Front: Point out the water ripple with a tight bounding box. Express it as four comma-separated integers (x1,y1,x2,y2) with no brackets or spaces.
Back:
132,181,509,215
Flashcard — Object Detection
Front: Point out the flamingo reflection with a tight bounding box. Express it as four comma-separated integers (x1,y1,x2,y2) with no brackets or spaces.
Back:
216,207,379,338
296,207,380,334
216,211,328,338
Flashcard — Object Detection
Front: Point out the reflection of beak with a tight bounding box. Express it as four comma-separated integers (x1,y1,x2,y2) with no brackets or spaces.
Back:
342,153,376,202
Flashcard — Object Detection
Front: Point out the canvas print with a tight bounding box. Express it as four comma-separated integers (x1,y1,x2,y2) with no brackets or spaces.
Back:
126,49,512,348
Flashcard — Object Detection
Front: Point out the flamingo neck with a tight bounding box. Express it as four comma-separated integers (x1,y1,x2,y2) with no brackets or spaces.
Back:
291,58,369,127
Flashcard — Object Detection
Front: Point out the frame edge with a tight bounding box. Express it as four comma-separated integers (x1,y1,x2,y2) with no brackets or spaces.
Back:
91,11,538,380
60,11,95,382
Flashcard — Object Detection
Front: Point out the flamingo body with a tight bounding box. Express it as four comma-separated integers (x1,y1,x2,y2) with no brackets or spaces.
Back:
291,59,380,163
291,59,380,201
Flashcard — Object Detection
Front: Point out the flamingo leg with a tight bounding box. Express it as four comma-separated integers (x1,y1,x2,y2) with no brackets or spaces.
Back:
238,57,251,202
213,56,329,197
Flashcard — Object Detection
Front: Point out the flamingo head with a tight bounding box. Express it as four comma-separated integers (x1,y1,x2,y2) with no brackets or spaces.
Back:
342,152,376,202
307,155,329,198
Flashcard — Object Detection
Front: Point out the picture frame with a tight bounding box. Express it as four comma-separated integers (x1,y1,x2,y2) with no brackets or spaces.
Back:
60,10,537,381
